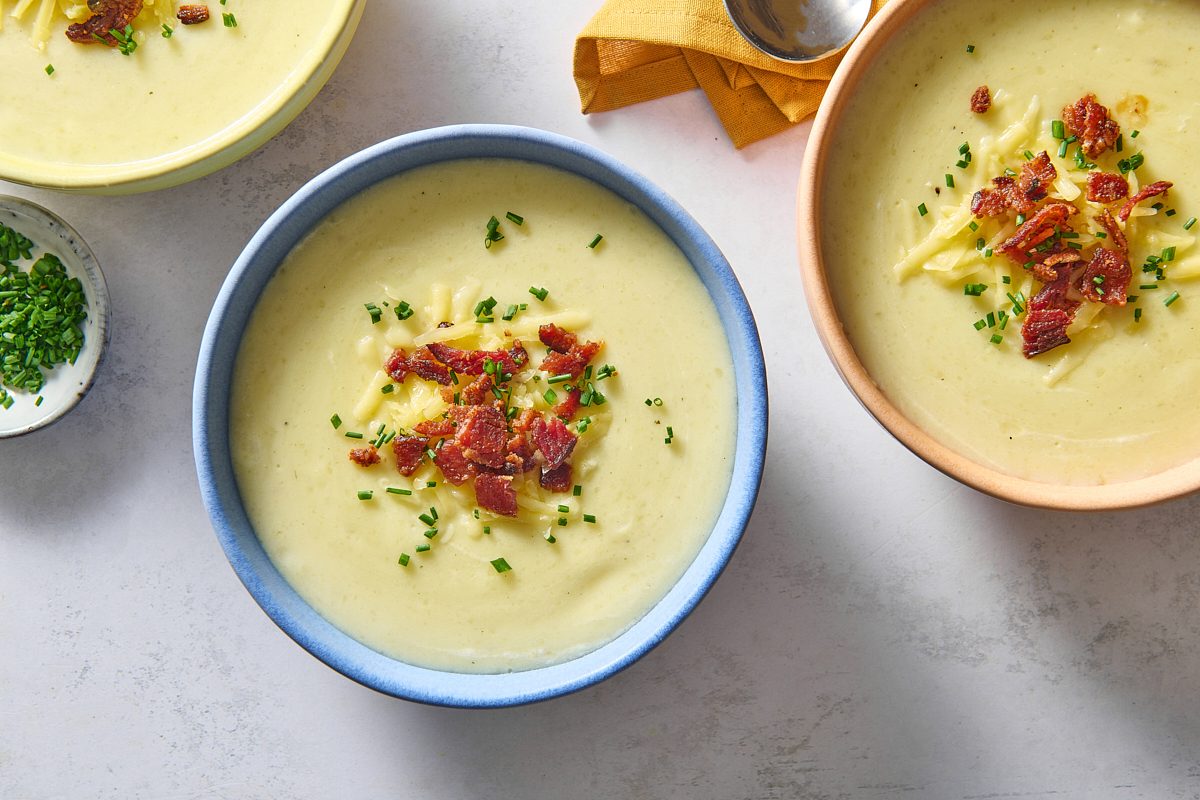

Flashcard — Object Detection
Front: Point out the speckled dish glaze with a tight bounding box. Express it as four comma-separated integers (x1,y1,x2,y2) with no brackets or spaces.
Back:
193,125,768,707
798,0,1200,510
0,196,109,439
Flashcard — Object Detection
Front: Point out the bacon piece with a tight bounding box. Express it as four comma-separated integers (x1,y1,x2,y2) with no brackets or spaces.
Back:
1062,94,1121,159
348,446,380,467
511,408,538,435
971,153,1056,218
998,202,1077,264
970,85,991,114
426,341,527,376
433,441,474,485
541,340,601,378
475,473,518,517
176,4,210,24
406,346,453,385
414,418,455,438
1117,180,1173,223
1077,247,1131,306
553,387,582,421
1086,172,1129,204
65,0,143,45
385,348,409,382
540,462,573,493
459,374,496,406
532,415,577,471
503,434,538,475
453,405,508,469
538,324,578,354
1022,308,1076,358
391,435,427,476
1096,209,1128,254
1030,251,1083,283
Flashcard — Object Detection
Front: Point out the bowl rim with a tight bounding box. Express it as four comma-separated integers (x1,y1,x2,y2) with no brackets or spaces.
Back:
193,124,768,707
0,195,110,439
0,0,363,194
797,0,1200,511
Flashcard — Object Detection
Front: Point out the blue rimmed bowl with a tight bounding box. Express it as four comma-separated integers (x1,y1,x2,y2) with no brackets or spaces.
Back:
192,125,767,707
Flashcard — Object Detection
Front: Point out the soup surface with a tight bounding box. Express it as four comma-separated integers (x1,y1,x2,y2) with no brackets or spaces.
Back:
0,0,354,185
231,159,736,672
822,0,1200,485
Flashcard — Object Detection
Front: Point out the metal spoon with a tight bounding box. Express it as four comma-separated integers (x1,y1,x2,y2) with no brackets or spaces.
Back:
723,0,871,63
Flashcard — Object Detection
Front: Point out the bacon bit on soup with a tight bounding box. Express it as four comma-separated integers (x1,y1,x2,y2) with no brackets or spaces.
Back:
970,85,991,114
1022,308,1076,358
541,339,602,378
1118,180,1173,222
1062,94,1121,159
65,0,143,45
348,446,381,467
540,462,573,493
1096,209,1128,254
998,202,1078,263
1086,172,1130,204
432,441,474,485
1030,251,1082,284
426,341,528,376
475,473,518,517
1078,247,1131,306
453,405,509,469
970,152,1056,218
538,323,578,353
553,387,582,421
532,415,577,471
176,4,210,24
392,435,428,476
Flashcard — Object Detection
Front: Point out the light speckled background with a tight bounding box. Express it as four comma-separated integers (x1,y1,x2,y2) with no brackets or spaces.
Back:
3,2,1200,798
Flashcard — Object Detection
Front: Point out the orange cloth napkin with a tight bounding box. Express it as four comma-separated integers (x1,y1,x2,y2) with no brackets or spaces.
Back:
573,0,885,148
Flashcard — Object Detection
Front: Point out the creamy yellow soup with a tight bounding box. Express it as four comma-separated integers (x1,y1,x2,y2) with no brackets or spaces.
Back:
822,0,1200,485
230,160,736,672
0,0,359,188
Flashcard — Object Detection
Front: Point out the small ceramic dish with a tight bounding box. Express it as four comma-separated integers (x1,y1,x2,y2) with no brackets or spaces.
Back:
0,196,109,439
194,125,768,706
798,0,1200,510
0,0,363,194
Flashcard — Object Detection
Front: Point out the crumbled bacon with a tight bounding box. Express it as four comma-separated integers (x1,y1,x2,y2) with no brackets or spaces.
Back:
65,0,143,44
1117,180,1173,222
511,408,538,435
348,446,380,467
459,373,497,406
538,324,578,354
1030,251,1082,283
542,340,601,378
504,435,538,475
971,153,1056,218
426,341,527,376
385,346,452,385
452,405,508,469
475,473,518,517
553,387,582,421
1077,247,1131,306
176,4,210,24
1096,209,1128,254
392,435,427,476
970,85,991,114
540,463,573,493
1086,172,1129,204
998,202,1077,264
414,418,455,438
532,416,577,471
1062,94,1121,159
1022,308,1076,358
384,348,409,382
433,441,474,485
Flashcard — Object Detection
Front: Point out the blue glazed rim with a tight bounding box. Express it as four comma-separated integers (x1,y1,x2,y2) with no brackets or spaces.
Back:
192,125,768,707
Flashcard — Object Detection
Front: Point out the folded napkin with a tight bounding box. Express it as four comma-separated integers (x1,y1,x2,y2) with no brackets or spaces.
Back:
573,0,885,148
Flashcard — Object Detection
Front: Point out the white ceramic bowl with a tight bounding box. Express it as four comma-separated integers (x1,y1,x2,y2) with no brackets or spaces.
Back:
0,196,109,438
193,125,768,706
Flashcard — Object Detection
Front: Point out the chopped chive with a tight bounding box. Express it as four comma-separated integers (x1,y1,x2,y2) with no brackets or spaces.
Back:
917,203,929,217
543,388,558,405
989,334,1003,345
416,543,431,553
394,301,414,320
1166,209,1178,217
430,506,438,521
1134,307,1143,322
1131,129,1140,138
1185,217,1197,231
344,431,364,439
557,517,568,527
573,485,582,497
973,319,986,330
398,553,410,567
547,373,571,384
965,44,975,53
529,286,549,301
587,234,603,249
502,304,519,321
544,532,557,543
423,529,438,539
963,283,987,296
490,557,511,573
956,159,970,169
984,248,993,258
1051,120,1065,140
419,513,435,527
34,395,43,406
1165,291,1181,307
483,525,491,535
986,311,996,328
557,504,570,513
330,413,342,429
1001,275,1011,285
222,12,237,27
357,490,373,500
1115,134,1124,153
505,211,524,225
1015,213,1026,225
968,221,979,232
583,514,597,524
1023,150,1035,161
945,174,955,189
1140,284,1159,290
44,64,55,76
959,142,970,155
1164,246,1177,262
381,384,395,394
1057,140,1069,159
161,23,173,38
386,487,412,496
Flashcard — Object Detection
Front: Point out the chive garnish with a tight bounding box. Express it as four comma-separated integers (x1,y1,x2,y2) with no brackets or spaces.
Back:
424,529,438,539
330,413,342,429
418,513,436,527
222,12,237,27
1051,120,1065,140
161,23,173,38
529,286,549,301
34,395,43,407
917,203,928,217
557,517,568,527
945,174,955,189
1166,209,1178,217
386,487,412,495
357,490,373,500
44,64,54,76
398,553,410,566
557,504,570,514
1185,217,1197,231
583,514,597,524
587,234,603,249
573,485,582,497
544,532,557,543
381,384,395,394
956,160,969,169
394,301,414,321
1131,129,1141,138
491,558,511,573
506,211,524,225
547,373,571,384
963,283,987,296
483,525,491,535
1134,308,1143,322
1001,275,1011,285
344,431,364,439
965,44,975,53
1165,291,1181,307
416,543,431,553
989,334,1003,345
1057,140,1069,159
484,216,504,249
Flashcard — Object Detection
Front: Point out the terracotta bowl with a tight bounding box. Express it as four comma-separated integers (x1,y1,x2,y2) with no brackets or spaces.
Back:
797,0,1199,511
